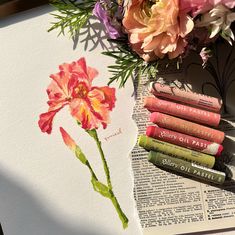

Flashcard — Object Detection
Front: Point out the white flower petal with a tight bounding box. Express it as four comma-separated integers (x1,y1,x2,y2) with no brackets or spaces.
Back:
227,12,235,23
214,18,224,25
196,14,214,27
223,28,234,41
231,31,235,41
215,4,228,12
210,25,221,38
197,3,235,42
223,35,232,45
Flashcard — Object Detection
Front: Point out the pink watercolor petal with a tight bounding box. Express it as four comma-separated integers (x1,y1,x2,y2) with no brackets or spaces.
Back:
38,108,60,134
60,127,77,151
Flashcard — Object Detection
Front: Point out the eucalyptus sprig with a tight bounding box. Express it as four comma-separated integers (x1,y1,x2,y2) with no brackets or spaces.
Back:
48,0,96,37
102,38,159,87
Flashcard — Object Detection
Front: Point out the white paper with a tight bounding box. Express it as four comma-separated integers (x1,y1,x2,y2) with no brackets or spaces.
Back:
0,6,141,235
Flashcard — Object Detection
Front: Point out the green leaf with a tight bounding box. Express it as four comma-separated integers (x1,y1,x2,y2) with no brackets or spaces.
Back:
91,178,112,198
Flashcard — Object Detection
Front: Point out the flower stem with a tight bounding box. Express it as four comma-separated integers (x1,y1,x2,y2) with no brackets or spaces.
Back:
85,160,98,181
110,192,129,229
93,130,112,189
91,129,128,228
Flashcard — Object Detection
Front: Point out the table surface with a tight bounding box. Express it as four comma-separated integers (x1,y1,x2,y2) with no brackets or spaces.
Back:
0,0,48,18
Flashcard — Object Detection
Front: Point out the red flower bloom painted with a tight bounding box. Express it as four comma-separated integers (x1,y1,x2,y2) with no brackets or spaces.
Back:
38,57,116,133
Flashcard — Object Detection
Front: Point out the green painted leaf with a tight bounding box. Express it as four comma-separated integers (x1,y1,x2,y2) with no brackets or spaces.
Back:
91,178,112,198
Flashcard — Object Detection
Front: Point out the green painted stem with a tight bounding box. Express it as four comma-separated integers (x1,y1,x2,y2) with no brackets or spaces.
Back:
85,160,98,181
92,130,128,228
110,193,129,229
93,130,112,189
73,127,128,228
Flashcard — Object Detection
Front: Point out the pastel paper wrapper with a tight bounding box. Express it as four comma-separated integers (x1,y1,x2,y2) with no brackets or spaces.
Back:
148,151,225,185
146,126,223,156
144,97,221,127
150,112,225,144
138,135,215,168
149,82,222,112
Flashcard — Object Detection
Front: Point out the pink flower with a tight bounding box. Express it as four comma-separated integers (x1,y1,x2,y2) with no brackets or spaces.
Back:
180,0,212,16
180,0,235,16
123,0,194,61
60,127,77,152
210,0,235,9
38,58,116,134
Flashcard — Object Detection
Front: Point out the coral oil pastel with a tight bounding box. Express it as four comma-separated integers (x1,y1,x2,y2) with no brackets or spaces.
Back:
150,112,225,144
149,82,222,112
144,97,221,127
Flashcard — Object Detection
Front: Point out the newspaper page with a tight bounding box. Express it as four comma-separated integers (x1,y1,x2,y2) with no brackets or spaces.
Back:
131,58,235,235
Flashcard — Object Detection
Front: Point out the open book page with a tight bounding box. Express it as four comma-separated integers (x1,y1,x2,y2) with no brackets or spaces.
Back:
131,51,235,234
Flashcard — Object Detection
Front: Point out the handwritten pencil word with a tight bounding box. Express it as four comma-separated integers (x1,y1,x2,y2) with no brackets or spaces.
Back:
104,128,122,141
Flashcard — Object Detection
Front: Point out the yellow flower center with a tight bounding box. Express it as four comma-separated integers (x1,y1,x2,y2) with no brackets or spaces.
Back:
142,0,164,17
74,84,88,98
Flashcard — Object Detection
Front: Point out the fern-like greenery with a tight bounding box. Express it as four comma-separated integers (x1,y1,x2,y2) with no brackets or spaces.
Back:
48,0,96,37
102,38,159,87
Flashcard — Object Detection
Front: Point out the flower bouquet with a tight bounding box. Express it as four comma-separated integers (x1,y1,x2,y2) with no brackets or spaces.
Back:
49,0,235,88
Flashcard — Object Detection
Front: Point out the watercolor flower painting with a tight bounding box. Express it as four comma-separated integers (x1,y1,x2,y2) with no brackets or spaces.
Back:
38,57,128,228
38,57,115,132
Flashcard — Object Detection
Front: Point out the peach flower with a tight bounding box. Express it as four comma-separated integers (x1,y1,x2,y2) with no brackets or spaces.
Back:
123,0,194,61
38,58,116,133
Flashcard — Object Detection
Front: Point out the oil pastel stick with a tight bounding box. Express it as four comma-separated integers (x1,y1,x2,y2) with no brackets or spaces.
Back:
148,151,225,185
149,82,222,112
138,135,215,168
146,126,223,156
144,97,220,127
150,112,225,144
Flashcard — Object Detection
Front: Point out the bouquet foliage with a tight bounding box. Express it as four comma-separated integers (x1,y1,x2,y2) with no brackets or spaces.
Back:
49,0,235,87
